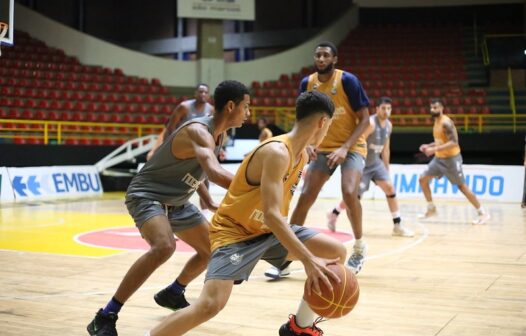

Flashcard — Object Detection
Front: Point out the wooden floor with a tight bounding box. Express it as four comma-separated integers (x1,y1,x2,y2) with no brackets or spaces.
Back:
1,193,525,336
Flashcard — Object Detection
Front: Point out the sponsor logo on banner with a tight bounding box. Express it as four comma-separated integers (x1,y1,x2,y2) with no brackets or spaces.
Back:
8,166,103,201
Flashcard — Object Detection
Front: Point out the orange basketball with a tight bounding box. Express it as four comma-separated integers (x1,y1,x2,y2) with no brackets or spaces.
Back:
303,263,359,318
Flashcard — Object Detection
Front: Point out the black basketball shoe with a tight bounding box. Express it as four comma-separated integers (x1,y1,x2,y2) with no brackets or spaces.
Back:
87,309,118,336
154,288,190,311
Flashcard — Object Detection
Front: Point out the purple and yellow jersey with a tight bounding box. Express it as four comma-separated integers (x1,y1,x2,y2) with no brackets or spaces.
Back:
209,134,307,251
433,114,461,158
302,69,369,156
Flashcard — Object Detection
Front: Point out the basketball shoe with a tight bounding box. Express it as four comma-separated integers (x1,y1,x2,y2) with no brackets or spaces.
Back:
418,205,437,219
472,212,490,225
279,315,324,336
264,265,291,280
154,288,190,310
87,309,118,336
347,242,367,274
392,223,414,237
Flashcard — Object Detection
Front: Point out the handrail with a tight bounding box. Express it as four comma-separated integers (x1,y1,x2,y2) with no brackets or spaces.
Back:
0,119,163,144
249,107,525,133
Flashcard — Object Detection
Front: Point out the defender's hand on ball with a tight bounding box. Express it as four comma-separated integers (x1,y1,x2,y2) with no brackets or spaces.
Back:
303,256,341,296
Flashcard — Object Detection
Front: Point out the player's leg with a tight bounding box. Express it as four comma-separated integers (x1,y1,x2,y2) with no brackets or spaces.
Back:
289,157,331,226
154,204,211,310
444,156,489,225
338,152,366,273
150,279,234,336
279,227,346,335
375,177,414,237
88,199,176,336
418,158,441,218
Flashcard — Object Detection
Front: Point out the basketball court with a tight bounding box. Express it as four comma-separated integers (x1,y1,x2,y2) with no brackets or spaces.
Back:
1,193,524,336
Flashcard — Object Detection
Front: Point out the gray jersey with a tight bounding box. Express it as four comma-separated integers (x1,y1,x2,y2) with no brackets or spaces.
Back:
127,116,222,205
365,115,391,167
174,99,214,130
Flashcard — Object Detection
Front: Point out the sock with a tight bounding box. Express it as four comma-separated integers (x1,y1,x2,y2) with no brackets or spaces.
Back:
168,279,186,295
392,211,401,225
477,206,486,215
145,332,150,336
331,208,340,215
102,297,123,316
427,202,435,209
295,299,316,328
354,238,365,249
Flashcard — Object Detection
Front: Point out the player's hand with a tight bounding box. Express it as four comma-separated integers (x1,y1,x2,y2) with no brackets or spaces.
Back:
326,147,347,169
423,146,435,157
419,144,428,153
306,145,317,161
302,256,341,296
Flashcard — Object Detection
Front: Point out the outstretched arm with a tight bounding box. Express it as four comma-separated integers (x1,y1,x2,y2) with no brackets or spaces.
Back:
186,124,233,189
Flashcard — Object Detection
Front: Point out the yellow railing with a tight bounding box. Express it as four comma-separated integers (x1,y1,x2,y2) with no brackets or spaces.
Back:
0,119,163,144
250,107,526,133
507,67,517,133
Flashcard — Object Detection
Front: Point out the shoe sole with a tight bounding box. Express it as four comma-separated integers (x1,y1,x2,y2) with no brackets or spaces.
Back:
264,272,291,280
392,232,414,237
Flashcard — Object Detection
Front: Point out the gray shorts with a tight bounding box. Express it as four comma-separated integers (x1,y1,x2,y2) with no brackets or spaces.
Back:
422,154,465,186
125,196,205,232
360,160,391,195
309,151,365,176
205,225,318,283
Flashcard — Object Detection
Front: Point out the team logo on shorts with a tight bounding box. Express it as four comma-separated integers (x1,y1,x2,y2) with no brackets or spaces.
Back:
230,253,243,265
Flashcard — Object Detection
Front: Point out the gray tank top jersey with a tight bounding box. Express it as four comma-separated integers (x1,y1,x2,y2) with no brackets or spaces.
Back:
365,116,392,167
127,116,222,206
175,100,214,129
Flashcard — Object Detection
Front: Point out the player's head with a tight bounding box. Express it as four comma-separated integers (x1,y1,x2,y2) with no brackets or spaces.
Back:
296,91,334,146
429,98,444,118
214,80,251,127
376,96,392,120
194,83,210,104
257,117,268,130
314,41,338,75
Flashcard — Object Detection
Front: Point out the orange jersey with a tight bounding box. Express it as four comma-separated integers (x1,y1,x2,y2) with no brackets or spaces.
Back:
209,134,307,251
433,114,461,158
306,69,367,156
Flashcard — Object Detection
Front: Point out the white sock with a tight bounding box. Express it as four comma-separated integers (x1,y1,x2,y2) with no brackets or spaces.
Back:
145,332,150,336
477,206,485,215
427,202,435,209
391,211,401,219
336,201,346,212
296,299,316,328
354,238,365,248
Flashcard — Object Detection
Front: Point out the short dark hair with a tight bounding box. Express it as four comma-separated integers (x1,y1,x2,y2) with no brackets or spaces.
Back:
316,41,338,56
296,91,334,121
213,80,249,113
430,97,444,106
376,96,392,106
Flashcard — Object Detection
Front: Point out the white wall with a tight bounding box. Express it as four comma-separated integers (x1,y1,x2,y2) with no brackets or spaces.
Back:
14,3,357,87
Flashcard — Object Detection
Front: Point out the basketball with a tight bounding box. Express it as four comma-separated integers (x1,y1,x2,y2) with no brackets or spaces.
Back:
303,263,359,319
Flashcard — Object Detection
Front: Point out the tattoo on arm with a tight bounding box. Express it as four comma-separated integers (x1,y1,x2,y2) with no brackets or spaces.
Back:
443,121,458,144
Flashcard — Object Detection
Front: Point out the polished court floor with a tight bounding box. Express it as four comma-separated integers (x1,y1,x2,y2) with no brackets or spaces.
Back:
1,193,525,335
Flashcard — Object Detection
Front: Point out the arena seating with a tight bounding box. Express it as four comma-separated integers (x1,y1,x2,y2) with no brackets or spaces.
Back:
251,23,492,126
0,31,176,145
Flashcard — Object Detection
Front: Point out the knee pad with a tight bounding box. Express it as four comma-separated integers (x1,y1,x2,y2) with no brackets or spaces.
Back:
386,193,396,198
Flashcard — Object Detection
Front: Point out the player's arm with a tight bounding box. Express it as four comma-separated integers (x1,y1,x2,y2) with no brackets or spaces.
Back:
196,182,218,211
186,124,233,189
259,144,339,294
381,136,391,170
165,104,189,135
147,128,166,161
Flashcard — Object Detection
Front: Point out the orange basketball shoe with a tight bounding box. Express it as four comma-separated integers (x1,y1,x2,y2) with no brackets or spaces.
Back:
279,315,324,336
